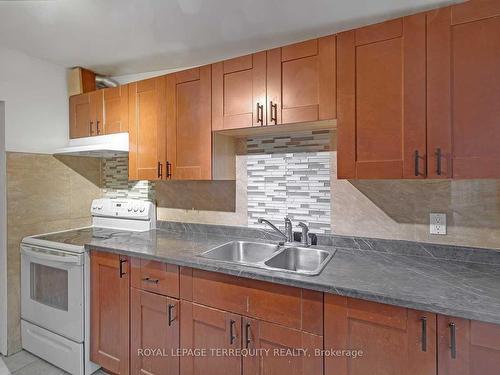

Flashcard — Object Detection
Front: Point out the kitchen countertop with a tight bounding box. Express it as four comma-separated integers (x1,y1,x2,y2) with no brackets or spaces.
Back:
85,227,500,325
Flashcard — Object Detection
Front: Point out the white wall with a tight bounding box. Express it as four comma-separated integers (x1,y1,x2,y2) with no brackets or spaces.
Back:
0,101,7,355
0,47,68,153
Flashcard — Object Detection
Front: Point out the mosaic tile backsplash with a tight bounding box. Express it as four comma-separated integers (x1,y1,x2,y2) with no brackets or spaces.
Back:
103,157,155,201
247,131,332,234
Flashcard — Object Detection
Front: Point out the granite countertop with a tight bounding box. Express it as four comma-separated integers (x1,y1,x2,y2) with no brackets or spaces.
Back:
85,227,500,325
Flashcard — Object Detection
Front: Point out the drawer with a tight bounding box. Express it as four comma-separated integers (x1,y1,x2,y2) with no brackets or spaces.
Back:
131,258,179,298
180,267,323,335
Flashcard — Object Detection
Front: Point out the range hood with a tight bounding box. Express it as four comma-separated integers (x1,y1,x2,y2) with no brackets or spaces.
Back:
54,132,129,158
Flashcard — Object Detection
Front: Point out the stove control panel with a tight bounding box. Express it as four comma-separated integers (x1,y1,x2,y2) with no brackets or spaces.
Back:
91,198,155,220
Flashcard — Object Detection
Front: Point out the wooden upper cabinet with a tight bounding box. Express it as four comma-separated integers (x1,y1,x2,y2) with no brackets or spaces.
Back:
267,35,336,125
212,53,267,130
325,295,436,375
166,66,212,180
90,251,130,375
128,76,166,181
70,86,128,138
69,91,101,138
337,15,426,179
102,85,129,134
438,315,500,375
131,289,180,375
243,317,323,375
180,301,242,375
427,0,500,179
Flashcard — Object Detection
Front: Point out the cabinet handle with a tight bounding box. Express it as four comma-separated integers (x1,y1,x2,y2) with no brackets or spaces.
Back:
256,103,264,125
142,277,159,284
168,303,175,326
449,322,457,359
245,322,251,348
414,150,420,177
157,162,163,179
435,148,442,176
166,161,172,179
229,319,236,345
119,258,127,278
421,317,427,352
89,121,93,135
96,120,100,135
269,101,278,124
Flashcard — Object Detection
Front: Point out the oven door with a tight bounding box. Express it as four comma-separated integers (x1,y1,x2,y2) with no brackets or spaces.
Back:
21,244,84,343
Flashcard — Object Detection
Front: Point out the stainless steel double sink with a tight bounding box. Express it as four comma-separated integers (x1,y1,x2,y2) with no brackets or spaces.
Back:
199,240,334,276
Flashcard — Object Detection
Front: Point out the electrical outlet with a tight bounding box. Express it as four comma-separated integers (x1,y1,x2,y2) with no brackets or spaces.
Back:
430,213,447,235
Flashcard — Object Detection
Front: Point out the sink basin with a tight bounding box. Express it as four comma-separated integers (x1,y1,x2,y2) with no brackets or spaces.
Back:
200,240,334,276
200,241,280,264
264,246,332,275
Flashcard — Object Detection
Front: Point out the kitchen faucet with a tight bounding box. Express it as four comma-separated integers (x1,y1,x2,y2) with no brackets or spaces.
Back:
258,217,294,244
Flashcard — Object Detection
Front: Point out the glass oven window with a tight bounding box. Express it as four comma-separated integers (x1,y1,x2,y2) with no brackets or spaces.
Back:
30,262,69,311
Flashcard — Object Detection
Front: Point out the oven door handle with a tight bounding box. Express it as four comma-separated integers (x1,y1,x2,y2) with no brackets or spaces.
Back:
21,246,83,266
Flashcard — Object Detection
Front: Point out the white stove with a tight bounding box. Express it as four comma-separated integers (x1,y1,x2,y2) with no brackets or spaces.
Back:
20,198,155,375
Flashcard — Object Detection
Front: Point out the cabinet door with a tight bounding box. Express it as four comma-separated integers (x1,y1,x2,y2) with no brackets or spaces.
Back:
131,288,180,375
180,301,241,375
438,316,500,375
427,1,500,178
128,77,166,180
69,93,93,138
243,317,322,375
267,35,335,125
337,15,426,179
166,66,212,180
90,251,130,375
324,295,436,375
103,85,129,134
212,53,266,130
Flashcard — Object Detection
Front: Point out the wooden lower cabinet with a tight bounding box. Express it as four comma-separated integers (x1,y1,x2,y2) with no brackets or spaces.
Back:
243,317,323,375
438,315,500,375
90,251,130,375
180,302,242,375
131,288,180,375
90,253,500,375
324,294,436,375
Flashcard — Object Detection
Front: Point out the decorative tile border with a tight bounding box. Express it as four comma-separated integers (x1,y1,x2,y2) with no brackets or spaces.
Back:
246,131,332,234
102,157,155,201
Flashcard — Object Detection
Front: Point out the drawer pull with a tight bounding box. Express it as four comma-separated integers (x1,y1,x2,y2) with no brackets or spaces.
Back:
168,303,176,326
142,277,159,284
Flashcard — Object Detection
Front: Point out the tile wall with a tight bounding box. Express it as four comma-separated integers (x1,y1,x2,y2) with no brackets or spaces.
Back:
102,157,154,201
6,153,102,354
247,131,332,233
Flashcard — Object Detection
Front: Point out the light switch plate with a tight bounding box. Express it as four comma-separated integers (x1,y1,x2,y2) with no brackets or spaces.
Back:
430,213,447,235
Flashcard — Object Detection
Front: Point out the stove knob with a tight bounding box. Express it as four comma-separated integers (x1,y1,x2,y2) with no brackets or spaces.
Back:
133,206,139,212
127,206,133,212
139,206,145,213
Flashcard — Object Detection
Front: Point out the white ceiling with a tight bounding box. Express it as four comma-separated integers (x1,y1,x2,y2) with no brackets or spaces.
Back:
0,0,460,76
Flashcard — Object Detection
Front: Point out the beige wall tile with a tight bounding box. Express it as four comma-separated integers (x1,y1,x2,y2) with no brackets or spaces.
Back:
6,152,101,354
157,155,248,225
330,152,500,249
